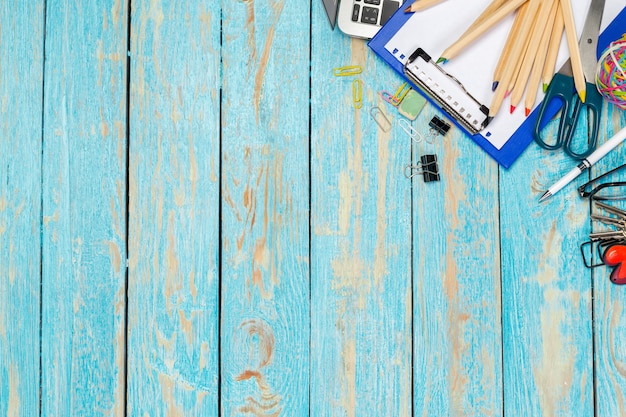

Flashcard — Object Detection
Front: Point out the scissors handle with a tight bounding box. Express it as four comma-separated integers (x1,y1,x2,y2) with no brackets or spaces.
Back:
562,83,602,159
533,73,574,151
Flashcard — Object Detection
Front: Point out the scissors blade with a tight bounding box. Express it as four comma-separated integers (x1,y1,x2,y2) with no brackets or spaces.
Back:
555,58,573,78
322,0,338,29
578,0,606,83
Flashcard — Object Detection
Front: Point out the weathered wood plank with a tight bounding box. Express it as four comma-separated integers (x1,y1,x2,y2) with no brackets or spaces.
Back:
309,5,412,415
411,103,502,414
500,126,593,415
0,2,44,416
126,1,221,415
592,105,626,417
219,1,310,415
40,1,129,415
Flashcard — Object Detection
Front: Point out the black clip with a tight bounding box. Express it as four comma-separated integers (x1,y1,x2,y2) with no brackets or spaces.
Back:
404,154,440,182
428,116,451,136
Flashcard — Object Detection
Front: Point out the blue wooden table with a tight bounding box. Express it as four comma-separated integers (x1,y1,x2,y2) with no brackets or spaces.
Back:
2,1,626,416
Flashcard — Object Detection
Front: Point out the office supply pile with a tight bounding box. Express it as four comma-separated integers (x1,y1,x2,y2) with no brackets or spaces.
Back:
380,82,446,181
330,1,626,280
369,0,626,168
333,64,445,182
360,0,626,283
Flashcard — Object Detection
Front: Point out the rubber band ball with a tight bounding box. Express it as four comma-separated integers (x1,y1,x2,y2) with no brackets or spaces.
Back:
596,34,626,110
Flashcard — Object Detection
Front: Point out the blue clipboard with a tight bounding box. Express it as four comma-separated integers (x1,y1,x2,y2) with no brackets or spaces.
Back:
369,2,626,169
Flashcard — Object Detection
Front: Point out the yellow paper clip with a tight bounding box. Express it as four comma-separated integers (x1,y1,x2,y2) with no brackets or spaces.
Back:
370,106,392,132
380,83,411,107
333,65,363,77
352,79,363,109
392,82,411,103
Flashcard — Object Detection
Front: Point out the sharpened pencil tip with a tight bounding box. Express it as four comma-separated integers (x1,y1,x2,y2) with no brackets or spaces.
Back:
509,105,516,114
539,190,551,202
542,83,548,93
436,57,447,64
579,90,586,103
492,81,498,91
404,6,412,12
525,108,530,117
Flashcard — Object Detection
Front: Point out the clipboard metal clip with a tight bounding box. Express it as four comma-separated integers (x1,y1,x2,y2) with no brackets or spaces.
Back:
403,48,491,136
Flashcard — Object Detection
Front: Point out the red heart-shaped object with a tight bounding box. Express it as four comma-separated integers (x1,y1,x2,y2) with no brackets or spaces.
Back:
604,245,626,285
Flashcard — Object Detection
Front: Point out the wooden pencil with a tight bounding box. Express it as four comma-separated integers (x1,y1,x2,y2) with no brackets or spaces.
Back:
492,2,529,91
507,6,537,95
507,16,535,107
461,0,508,36
541,1,564,91
506,3,535,94
489,0,541,117
559,0,586,102
437,0,529,63
509,0,556,112
404,0,447,13
523,0,558,115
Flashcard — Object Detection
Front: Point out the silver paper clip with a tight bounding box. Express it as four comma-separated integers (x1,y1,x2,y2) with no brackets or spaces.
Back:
398,118,422,143
370,106,392,132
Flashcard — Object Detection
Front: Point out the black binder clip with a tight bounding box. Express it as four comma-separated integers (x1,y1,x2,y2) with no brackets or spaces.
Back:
423,116,450,143
404,154,440,182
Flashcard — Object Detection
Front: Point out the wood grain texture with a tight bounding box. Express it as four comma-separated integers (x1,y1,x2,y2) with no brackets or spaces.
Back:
0,2,44,416
500,124,593,415
6,1,626,415
411,105,502,414
126,0,221,415
592,105,626,417
310,5,413,416
40,1,129,415
219,0,310,415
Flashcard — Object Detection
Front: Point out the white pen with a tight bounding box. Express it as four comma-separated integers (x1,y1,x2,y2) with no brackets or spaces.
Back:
540,125,626,202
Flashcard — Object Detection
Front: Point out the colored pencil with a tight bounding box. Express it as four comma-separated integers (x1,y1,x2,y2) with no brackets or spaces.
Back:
524,0,558,115
404,0,447,13
559,0,586,102
541,1,564,91
507,10,537,95
509,0,556,112
488,0,541,117
462,0,508,35
507,18,535,111
492,2,529,91
437,0,529,63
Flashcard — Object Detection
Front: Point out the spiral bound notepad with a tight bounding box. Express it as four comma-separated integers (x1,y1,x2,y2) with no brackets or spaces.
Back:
369,0,626,168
